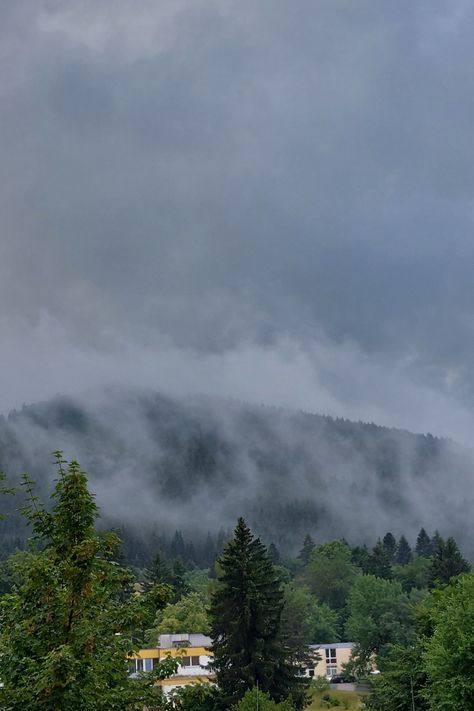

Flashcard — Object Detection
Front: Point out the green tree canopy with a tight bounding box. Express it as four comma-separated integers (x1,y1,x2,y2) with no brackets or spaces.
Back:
146,591,210,644
366,642,428,711
210,518,307,709
382,532,397,564
0,453,175,711
164,682,221,711
428,535,470,588
232,687,295,711
305,540,360,610
345,575,413,669
297,534,315,565
424,572,474,710
415,528,432,557
280,583,339,648
393,555,431,593
366,540,393,580
396,535,413,565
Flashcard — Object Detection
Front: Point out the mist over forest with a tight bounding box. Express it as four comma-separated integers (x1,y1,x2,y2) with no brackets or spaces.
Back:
1,387,472,564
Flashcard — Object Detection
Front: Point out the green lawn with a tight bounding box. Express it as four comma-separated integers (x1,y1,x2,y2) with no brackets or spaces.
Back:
307,687,367,710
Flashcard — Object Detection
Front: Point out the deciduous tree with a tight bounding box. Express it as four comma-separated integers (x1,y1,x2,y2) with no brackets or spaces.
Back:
0,453,175,711
424,572,474,709
305,540,359,610
345,575,413,669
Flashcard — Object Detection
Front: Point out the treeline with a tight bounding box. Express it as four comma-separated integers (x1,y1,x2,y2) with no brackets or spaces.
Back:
1,453,473,710
1,390,473,558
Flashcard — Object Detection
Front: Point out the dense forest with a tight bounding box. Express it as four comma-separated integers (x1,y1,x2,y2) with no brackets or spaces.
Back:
1,452,471,710
0,388,473,568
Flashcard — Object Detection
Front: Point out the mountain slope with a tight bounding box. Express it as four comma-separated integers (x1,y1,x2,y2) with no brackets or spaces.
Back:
0,388,472,560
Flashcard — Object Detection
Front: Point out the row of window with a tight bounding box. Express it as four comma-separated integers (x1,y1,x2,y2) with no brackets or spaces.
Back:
129,657,159,674
132,650,338,677
325,648,338,677
180,656,201,667
129,655,206,675
303,648,339,678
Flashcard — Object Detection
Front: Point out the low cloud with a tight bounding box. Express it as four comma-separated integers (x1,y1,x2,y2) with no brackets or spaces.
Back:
1,1,474,446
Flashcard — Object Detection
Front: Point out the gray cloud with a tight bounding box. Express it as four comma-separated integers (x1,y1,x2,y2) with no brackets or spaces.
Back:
2,1,474,441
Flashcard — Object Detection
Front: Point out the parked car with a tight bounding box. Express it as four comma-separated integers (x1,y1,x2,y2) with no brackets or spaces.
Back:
329,674,354,684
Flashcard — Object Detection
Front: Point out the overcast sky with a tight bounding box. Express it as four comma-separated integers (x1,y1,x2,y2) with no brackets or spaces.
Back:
1,0,474,442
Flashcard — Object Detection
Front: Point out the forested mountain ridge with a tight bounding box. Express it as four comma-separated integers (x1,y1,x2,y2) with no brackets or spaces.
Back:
0,388,472,563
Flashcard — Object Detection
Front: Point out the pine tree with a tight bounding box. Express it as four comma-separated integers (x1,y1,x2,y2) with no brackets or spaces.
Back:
430,530,443,556
366,540,393,579
170,559,190,601
297,534,315,565
145,550,173,587
396,535,413,565
170,530,186,560
210,518,307,709
415,528,432,557
0,453,176,710
204,531,217,567
268,542,282,565
351,544,370,572
428,536,470,588
382,532,397,564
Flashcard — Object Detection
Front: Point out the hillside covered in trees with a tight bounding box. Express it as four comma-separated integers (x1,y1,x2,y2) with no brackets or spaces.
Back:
0,388,472,566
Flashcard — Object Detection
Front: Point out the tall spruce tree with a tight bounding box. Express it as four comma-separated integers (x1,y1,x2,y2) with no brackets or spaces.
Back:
366,540,393,580
210,518,307,709
297,534,315,565
396,535,413,565
0,453,176,710
382,532,397,564
428,535,470,588
415,528,432,557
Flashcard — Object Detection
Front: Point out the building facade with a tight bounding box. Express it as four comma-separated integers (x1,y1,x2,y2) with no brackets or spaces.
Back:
131,636,354,694
305,643,354,680
131,633,214,696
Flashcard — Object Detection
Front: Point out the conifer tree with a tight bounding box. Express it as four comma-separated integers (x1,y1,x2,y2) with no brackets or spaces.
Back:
0,453,176,710
268,542,282,565
145,550,174,588
428,535,470,588
210,518,307,709
382,532,397,563
297,534,315,565
415,528,432,557
366,540,393,580
170,559,190,601
351,544,370,572
396,535,412,565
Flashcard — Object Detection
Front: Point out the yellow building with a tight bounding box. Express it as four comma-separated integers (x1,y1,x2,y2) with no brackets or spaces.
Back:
132,636,355,694
305,643,354,680
131,633,214,697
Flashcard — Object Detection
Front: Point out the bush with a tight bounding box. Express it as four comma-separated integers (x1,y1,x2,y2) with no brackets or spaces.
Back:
232,687,295,710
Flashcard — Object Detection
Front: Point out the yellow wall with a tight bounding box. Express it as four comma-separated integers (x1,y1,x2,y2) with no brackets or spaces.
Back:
158,646,210,659
312,646,353,678
134,648,160,660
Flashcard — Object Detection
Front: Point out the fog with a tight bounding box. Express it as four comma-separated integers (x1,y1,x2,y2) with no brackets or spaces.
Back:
1,2,474,536
2,388,473,556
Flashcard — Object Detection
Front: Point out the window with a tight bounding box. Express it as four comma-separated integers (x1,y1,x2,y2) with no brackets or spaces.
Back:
143,658,153,672
325,648,337,677
135,658,144,673
180,655,201,667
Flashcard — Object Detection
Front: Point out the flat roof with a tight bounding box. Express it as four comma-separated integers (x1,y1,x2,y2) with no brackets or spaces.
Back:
309,642,355,650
